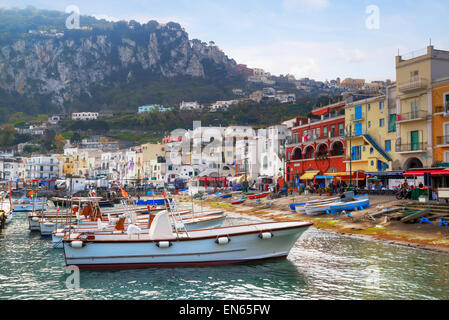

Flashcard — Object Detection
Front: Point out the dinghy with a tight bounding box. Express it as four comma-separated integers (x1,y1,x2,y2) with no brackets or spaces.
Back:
63,210,312,269
329,195,370,213
247,192,270,200
295,197,340,214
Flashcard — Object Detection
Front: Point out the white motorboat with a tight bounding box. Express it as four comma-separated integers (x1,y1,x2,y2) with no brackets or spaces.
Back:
63,210,313,269
52,212,227,248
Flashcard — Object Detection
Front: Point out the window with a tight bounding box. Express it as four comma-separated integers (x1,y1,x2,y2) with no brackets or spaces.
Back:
338,123,344,135
351,146,362,161
389,114,397,132
370,148,374,154
379,118,385,127
379,101,384,110
316,127,320,138
411,100,419,116
385,140,391,151
445,93,449,113
323,126,328,137
354,106,362,120
411,70,419,81
331,125,336,137
368,104,371,111
368,121,371,128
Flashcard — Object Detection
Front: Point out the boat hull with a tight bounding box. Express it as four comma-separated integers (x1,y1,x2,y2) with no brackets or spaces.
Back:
329,198,370,213
248,192,270,200
63,223,311,269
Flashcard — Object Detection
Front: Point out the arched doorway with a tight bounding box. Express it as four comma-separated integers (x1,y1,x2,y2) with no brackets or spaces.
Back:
403,157,423,170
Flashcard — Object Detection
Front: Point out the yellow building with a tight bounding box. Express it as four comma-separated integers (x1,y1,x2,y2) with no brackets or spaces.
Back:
345,94,397,173
58,155,75,177
432,77,449,165
395,45,449,170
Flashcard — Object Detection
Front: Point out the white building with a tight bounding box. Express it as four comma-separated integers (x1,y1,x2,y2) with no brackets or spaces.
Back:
180,101,203,111
210,100,238,112
72,112,99,120
25,156,59,180
257,125,290,178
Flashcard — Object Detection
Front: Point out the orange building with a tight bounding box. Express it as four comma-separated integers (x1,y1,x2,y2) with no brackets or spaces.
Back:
432,77,449,165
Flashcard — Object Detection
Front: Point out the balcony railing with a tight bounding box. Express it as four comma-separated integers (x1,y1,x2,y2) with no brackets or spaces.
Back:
435,106,444,113
397,110,427,122
395,142,426,152
350,113,365,122
437,136,449,145
398,78,428,92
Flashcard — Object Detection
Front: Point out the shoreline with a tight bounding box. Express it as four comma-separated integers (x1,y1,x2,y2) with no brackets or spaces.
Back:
174,194,449,255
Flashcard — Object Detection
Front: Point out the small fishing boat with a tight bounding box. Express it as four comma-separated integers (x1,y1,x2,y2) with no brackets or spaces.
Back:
52,212,228,248
12,198,45,212
329,195,370,213
247,192,270,200
221,194,232,199
63,210,313,269
295,197,340,214
231,199,246,205
289,203,305,211
134,198,172,206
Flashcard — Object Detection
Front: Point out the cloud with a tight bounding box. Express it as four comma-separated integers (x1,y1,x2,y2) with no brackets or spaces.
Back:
282,0,330,12
336,48,367,63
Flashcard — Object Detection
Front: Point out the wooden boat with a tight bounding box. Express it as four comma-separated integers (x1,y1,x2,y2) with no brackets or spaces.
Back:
221,194,233,199
289,203,305,211
62,210,313,269
1,201,13,225
329,195,370,213
231,199,246,205
247,192,270,200
12,198,45,212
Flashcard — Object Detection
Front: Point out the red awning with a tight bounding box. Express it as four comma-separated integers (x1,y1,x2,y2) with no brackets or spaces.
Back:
403,170,449,177
312,107,330,116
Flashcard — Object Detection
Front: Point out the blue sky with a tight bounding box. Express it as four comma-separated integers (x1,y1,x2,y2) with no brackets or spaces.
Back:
1,0,449,82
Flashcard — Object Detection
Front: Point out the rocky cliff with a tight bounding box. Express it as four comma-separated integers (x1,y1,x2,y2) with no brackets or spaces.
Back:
0,7,240,114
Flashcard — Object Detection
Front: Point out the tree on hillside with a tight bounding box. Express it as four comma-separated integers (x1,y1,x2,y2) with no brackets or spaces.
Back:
70,132,82,145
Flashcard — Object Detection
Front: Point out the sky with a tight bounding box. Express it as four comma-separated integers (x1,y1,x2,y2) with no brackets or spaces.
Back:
1,0,449,82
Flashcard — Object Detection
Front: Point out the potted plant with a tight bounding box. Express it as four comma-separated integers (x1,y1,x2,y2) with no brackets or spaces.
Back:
325,186,333,196
317,187,323,196
304,186,310,195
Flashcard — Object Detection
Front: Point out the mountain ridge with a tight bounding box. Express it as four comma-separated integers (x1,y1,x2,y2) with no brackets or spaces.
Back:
0,7,244,117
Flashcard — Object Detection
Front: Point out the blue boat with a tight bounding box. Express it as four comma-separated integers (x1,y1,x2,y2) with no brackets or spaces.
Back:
134,198,171,206
329,195,370,213
289,203,306,211
221,194,232,199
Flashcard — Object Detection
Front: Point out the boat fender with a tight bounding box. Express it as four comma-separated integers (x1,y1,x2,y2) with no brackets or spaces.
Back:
32,217,39,222
70,240,84,248
215,236,230,245
259,232,273,240
156,241,172,248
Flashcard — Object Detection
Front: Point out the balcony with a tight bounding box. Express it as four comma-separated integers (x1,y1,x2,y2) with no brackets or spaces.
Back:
437,136,449,146
435,106,444,114
397,110,427,123
398,78,428,93
395,142,427,153
350,113,365,122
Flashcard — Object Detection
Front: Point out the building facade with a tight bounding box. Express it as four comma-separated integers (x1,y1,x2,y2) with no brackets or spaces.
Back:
286,101,347,182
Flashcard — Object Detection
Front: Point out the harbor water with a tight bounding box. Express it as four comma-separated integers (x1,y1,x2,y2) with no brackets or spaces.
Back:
1,205,449,300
